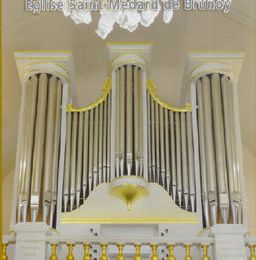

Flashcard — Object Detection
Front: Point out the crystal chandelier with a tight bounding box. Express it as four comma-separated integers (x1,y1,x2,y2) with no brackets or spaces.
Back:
60,0,174,39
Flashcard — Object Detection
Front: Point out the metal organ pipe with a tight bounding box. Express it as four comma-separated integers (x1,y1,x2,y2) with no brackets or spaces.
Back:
16,73,62,225
82,111,89,198
196,73,243,226
43,75,57,222
30,73,48,222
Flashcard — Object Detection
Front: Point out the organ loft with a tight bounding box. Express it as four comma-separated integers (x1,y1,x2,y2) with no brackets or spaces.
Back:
2,43,254,259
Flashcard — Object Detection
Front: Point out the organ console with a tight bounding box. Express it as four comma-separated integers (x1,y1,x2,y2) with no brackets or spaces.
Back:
12,46,245,235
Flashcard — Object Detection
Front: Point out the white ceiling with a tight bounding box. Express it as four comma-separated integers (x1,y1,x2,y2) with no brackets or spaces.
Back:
3,1,256,177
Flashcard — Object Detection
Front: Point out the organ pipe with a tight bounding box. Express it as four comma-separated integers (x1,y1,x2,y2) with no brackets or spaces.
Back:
43,75,57,222
201,75,218,225
211,74,229,223
50,79,62,225
196,80,210,227
76,112,84,208
93,106,99,189
82,111,89,198
88,110,94,192
164,109,171,194
30,73,48,222
181,112,189,210
159,106,166,188
98,103,103,184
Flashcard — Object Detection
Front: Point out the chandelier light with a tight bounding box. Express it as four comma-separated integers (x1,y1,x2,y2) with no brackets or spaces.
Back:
60,0,174,39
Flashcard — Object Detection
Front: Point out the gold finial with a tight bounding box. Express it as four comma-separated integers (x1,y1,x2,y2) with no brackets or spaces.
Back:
150,244,158,260
134,244,142,260
50,244,58,260
83,244,91,260
202,244,210,260
100,244,108,260
249,244,256,260
167,244,176,260
184,244,193,260
66,244,75,260
1,244,8,260
117,244,125,260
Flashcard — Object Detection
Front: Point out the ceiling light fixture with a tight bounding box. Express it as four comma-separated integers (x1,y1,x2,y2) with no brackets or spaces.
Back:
60,0,174,39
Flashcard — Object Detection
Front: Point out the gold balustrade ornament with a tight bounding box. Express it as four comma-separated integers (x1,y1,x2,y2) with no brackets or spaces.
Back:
167,244,176,260
184,244,192,260
117,244,125,260
1,244,8,260
202,244,210,260
66,244,75,260
100,244,108,260
150,244,159,260
134,244,142,260
83,244,91,260
249,244,256,260
50,243,58,260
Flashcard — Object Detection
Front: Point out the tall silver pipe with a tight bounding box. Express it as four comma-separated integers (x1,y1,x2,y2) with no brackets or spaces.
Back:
196,79,210,227
134,66,141,176
98,103,103,183
126,65,133,176
82,111,89,198
64,111,72,212
19,76,38,222
76,112,84,208
115,69,120,178
175,112,182,206
151,98,156,183
147,93,152,182
30,73,48,221
107,94,112,181
43,75,57,222
186,112,196,212
70,112,78,211
211,73,229,223
102,100,107,182
169,111,177,201
181,112,189,210
88,110,94,192
50,79,62,226
93,107,99,189
119,66,125,177
155,102,160,184
159,106,166,188
164,109,171,194
202,75,218,225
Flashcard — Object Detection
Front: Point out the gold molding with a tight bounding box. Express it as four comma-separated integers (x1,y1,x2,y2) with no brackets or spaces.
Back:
67,77,112,112
147,79,192,112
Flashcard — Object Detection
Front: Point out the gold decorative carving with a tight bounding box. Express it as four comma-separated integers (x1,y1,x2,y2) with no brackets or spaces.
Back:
100,244,108,260
83,244,91,260
66,244,75,260
184,244,192,260
67,78,112,112
150,244,158,260
1,244,8,260
147,80,192,112
50,244,58,260
167,244,176,260
110,177,149,210
117,244,125,260
249,244,256,260
134,245,142,260
201,244,210,260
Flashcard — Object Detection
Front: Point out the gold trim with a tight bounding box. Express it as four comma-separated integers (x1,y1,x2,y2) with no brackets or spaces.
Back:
147,79,192,112
61,217,197,224
67,77,112,112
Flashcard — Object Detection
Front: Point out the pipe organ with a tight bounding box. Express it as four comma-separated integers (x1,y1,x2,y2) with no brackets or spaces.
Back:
64,78,112,212
196,73,242,227
16,73,63,225
12,48,246,242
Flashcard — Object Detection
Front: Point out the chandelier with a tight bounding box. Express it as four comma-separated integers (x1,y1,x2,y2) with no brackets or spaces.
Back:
60,0,174,39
